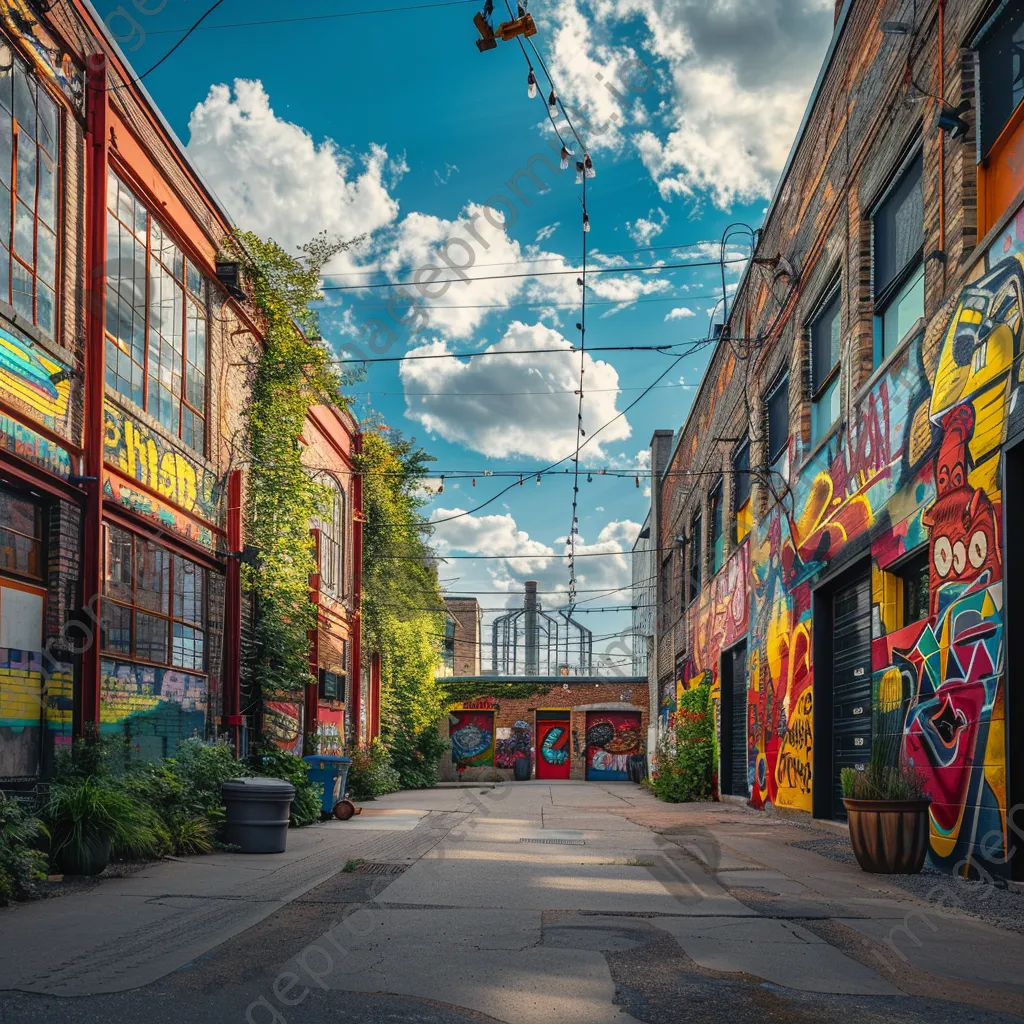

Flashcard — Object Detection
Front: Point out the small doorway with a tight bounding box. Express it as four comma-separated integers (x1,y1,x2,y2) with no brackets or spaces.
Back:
584,710,642,781
535,710,570,779
719,641,749,797
829,569,873,820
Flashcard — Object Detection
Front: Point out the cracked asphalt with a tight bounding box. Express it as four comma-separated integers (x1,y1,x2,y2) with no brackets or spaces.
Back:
2,783,1023,1024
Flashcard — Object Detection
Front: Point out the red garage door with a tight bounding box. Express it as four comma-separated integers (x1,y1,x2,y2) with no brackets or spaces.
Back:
535,711,570,780
585,711,642,781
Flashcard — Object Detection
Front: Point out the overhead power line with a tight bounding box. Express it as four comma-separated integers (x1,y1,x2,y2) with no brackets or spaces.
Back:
320,257,747,292
147,0,479,34
331,342,682,365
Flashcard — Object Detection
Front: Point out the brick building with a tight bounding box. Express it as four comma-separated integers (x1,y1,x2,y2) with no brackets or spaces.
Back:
440,678,648,782
651,0,1024,880
440,596,482,677
0,0,371,782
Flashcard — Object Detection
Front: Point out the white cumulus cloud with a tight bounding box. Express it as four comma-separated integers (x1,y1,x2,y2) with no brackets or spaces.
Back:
400,321,631,459
664,306,695,321
185,79,401,259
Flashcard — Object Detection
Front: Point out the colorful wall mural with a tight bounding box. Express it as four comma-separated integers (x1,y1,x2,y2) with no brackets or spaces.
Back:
449,708,495,767
0,414,71,480
584,711,642,781
103,472,217,552
735,248,1022,875
0,0,84,112
317,706,345,756
99,658,208,758
103,404,223,525
495,719,532,769
264,701,303,755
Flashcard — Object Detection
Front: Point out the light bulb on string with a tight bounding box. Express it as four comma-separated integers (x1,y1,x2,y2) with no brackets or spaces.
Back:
548,90,557,114
583,212,590,233
575,161,585,185
584,153,595,178
527,70,537,99
536,474,541,486
560,146,570,170
438,475,445,494
587,473,593,483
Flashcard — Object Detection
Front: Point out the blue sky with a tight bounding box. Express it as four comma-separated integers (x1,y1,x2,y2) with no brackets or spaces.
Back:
95,0,835,671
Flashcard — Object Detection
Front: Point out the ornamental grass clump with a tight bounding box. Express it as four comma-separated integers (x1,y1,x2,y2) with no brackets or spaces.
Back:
841,692,929,801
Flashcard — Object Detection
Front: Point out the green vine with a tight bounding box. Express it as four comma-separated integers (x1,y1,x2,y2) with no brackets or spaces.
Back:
358,429,450,783
233,231,362,705
443,681,552,703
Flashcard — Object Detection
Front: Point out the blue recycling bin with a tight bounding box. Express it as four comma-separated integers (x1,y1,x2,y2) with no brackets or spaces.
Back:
302,755,353,816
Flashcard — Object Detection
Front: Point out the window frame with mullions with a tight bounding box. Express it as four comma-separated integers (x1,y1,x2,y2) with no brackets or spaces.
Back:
973,0,1024,160
732,438,752,544
708,477,724,575
808,281,842,445
0,34,61,339
105,170,210,454
100,522,208,673
316,477,347,600
765,370,790,467
871,146,925,366
0,485,44,581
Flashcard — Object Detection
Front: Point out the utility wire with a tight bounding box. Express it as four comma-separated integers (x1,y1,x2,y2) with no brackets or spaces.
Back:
320,256,745,292
147,0,478,34
135,0,227,81
329,342,682,365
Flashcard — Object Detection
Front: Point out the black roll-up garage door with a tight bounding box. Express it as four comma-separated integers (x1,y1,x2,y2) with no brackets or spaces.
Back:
720,642,748,797
831,573,873,820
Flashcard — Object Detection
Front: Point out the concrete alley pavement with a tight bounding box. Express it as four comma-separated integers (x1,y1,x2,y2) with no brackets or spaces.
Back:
2,782,1023,1024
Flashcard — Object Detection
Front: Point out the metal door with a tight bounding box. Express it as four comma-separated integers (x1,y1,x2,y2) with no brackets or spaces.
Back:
535,713,571,779
832,573,873,819
722,642,749,796
585,711,642,781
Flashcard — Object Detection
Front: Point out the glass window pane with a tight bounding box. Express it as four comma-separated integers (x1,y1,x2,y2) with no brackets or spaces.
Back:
0,243,9,302
811,291,841,388
37,149,54,227
136,539,170,612
36,281,53,336
15,135,34,204
135,611,169,663
173,554,204,623
13,198,32,259
37,222,55,285
0,108,12,186
37,90,57,157
0,181,10,245
12,259,31,318
13,66,35,138
172,623,205,671
873,154,922,299
101,601,131,655
103,525,134,602
812,376,840,444
881,264,925,360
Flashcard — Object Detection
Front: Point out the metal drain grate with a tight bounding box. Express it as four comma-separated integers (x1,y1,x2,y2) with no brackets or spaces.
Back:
520,837,585,846
354,862,406,875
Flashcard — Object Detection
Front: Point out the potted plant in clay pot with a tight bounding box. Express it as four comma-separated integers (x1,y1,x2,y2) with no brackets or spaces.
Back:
842,696,931,874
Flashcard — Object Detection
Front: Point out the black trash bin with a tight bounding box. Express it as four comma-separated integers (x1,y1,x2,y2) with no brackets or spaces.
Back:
513,755,531,781
222,777,295,853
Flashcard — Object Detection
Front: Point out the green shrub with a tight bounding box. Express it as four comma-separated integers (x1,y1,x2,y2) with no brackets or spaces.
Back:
0,795,48,904
347,739,401,800
388,724,448,790
650,684,715,804
250,745,322,827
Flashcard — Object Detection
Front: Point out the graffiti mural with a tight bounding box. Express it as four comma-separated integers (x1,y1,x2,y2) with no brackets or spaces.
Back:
495,719,532,769
317,707,345,756
739,246,1022,874
264,701,303,755
450,709,495,767
103,473,217,552
99,658,208,758
104,404,223,525
0,1,84,112
0,325,72,430
585,711,642,781
0,413,71,479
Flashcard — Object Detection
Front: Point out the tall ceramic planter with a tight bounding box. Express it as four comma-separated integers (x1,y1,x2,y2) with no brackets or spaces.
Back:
843,798,931,874
56,831,112,876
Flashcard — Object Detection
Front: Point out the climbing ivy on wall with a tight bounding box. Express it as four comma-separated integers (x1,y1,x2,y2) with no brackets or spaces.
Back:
358,429,450,785
234,231,362,704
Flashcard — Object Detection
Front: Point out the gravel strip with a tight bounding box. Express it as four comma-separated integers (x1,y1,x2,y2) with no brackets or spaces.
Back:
791,836,1024,934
